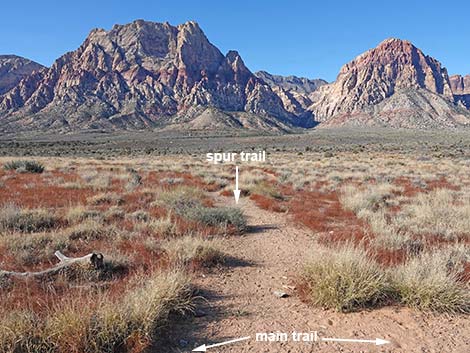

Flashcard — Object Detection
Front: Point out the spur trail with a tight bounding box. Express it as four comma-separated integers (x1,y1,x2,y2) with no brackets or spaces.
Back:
170,195,470,353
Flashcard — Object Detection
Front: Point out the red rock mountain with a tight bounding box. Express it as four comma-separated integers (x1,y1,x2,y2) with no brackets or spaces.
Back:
0,55,44,95
1,28,470,132
310,38,470,128
0,20,310,132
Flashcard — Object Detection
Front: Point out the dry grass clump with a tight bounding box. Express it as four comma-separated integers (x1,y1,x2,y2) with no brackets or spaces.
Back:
399,188,470,240
249,181,284,200
340,183,398,214
186,206,247,233
4,160,44,173
149,214,179,238
0,204,59,233
65,220,117,241
79,170,111,191
162,236,224,268
0,270,193,353
300,243,389,312
66,205,101,223
391,247,470,313
156,186,205,210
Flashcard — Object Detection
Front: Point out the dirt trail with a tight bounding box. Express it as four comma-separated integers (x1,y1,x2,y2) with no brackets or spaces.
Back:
171,196,470,353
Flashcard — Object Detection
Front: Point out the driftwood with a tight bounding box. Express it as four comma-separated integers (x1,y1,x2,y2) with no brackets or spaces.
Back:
0,251,104,280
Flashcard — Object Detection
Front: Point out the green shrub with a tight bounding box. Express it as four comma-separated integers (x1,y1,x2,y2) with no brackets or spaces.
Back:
4,160,44,173
301,244,389,312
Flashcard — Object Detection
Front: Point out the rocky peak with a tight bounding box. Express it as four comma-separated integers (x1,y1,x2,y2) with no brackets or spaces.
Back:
0,55,45,94
0,20,300,132
310,38,454,121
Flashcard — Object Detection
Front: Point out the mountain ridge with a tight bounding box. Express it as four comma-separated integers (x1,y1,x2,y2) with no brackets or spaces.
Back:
1,25,470,132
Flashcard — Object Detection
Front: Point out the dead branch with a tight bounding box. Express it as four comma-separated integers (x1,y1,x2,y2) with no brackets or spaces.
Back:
0,251,104,280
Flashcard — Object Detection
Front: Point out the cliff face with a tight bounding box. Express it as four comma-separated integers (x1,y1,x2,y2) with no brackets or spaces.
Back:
309,38,469,128
0,55,44,95
450,74,470,95
0,20,306,132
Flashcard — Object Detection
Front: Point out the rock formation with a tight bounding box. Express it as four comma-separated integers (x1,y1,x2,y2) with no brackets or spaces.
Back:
0,20,309,132
0,55,44,95
309,38,470,128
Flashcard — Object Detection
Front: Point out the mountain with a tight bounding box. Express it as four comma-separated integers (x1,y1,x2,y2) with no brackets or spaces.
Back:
0,55,44,95
255,71,326,115
0,20,310,133
310,38,470,128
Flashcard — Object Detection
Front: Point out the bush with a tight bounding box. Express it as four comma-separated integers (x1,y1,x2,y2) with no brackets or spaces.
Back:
4,160,45,173
392,248,470,313
156,186,205,210
187,206,247,233
300,244,389,312
157,186,246,233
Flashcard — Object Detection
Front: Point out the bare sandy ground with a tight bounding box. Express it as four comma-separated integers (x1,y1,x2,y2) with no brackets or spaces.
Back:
168,196,470,353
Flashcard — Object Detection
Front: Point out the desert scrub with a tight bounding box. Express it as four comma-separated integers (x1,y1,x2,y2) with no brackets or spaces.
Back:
300,244,389,312
340,183,398,214
157,186,246,232
0,205,59,233
186,206,247,233
0,270,193,353
249,181,284,200
65,220,118,241
2,232,69,266
149,213,179,238
399,188,470,240
391,248,470,313
66,205,101,223
162,236,224,268
4,160,44,173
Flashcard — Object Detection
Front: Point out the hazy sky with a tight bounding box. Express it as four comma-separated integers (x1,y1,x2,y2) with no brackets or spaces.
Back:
1,0,468,82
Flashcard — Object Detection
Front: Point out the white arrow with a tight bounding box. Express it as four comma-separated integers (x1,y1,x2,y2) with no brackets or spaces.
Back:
193,336,251,352
321,337,390,346
233,165,241,204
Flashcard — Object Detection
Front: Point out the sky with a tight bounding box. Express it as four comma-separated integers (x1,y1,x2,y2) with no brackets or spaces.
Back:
0,0,469,82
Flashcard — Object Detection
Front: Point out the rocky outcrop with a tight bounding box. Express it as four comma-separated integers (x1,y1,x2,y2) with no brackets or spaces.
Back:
309,38,469,128
0,20,307,132
0,55,44,95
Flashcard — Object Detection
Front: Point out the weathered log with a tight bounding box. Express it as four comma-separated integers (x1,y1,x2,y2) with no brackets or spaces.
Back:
0,251,104,280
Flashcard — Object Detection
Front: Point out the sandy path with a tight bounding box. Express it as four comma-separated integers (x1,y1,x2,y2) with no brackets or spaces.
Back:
169,196,470,353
